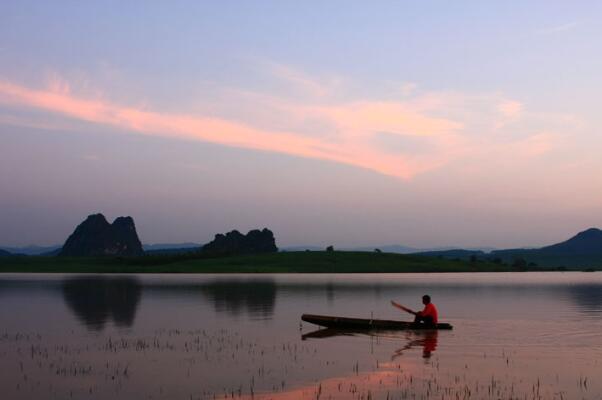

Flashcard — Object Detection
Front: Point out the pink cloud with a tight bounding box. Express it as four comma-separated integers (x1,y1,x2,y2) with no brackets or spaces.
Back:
510,132,562,157
0,72,566,181
497,100,523,118
315,101,463,136
0,79,465,179
267,62,336,98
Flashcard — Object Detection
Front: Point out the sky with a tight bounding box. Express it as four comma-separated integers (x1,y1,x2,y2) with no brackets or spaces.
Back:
1,1,602,249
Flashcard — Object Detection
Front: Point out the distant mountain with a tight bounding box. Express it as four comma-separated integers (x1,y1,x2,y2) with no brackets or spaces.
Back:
414,249,486,259
143,243,200,251
41,248,62,256
59,214,144,257
280,245,324,252
490,228,602,268
282,245,422,253
413,228,602,268
144,246,201,256
143,242,201,255
1,243,201,256
202,228,278,255
347,245,420,253
378,245,497,254
0,245,62,256
282,244,495,254
540,228,602,255
0,249,13,257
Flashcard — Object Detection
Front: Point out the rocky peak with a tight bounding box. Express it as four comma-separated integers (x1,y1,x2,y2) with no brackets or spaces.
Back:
59,213,143,257
202,228,278,255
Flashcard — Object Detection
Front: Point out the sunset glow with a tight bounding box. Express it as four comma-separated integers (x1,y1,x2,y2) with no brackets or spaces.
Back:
1,1,601,248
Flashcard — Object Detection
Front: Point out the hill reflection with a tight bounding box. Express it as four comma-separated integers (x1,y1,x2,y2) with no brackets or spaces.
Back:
566,283,602,314
198,279,277,318
0,273,599,332
62,276,141,331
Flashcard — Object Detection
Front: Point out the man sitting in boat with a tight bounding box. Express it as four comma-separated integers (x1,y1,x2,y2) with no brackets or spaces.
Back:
391,295,438,327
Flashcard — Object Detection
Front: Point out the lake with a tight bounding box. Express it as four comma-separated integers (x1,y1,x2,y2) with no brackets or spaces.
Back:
0,272,601,399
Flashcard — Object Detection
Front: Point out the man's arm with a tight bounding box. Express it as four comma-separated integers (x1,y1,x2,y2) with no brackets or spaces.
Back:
390,300,417,315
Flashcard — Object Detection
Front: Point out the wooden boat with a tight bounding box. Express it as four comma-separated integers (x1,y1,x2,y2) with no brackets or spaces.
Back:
301,314,453,330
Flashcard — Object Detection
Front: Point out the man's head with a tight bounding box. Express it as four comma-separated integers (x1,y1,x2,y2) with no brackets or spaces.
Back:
422,295,431,305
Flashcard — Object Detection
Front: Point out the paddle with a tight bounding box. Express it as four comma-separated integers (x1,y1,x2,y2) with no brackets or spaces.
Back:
390,300,417,315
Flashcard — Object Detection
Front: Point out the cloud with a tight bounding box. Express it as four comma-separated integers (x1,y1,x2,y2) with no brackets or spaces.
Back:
400,82,418,96
0,113,75,131
0,68,570,180
497,100,523,118
267,62,336,98
0,79,462,179
493,99,524,130
510,132,562,157
536,21,579,35
81,154,101,162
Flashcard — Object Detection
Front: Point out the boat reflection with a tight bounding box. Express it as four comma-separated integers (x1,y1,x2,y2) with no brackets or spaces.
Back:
302,327,439,359
301,328,357,340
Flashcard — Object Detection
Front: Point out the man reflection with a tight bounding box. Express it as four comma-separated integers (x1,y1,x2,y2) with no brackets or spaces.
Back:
392,330,438,360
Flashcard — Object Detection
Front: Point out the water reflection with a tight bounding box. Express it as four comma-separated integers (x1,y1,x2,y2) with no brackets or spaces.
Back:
62,276,141,331
1,273,600,331
302,327,440,361
566,283,602,314
1,273,602,400
199,279,276,319
301,328,357,340
391,330,438,359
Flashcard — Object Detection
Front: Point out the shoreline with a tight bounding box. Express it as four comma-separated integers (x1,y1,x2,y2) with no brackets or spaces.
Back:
1,251,595,273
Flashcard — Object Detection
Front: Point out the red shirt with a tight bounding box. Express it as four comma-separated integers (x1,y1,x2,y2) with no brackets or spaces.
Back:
420,303,438,324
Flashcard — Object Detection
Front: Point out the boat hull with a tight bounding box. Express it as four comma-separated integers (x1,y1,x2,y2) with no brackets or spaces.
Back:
301,314,453,330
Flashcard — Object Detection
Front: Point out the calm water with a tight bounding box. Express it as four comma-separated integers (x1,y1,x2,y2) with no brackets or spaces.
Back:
0,272,601,399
